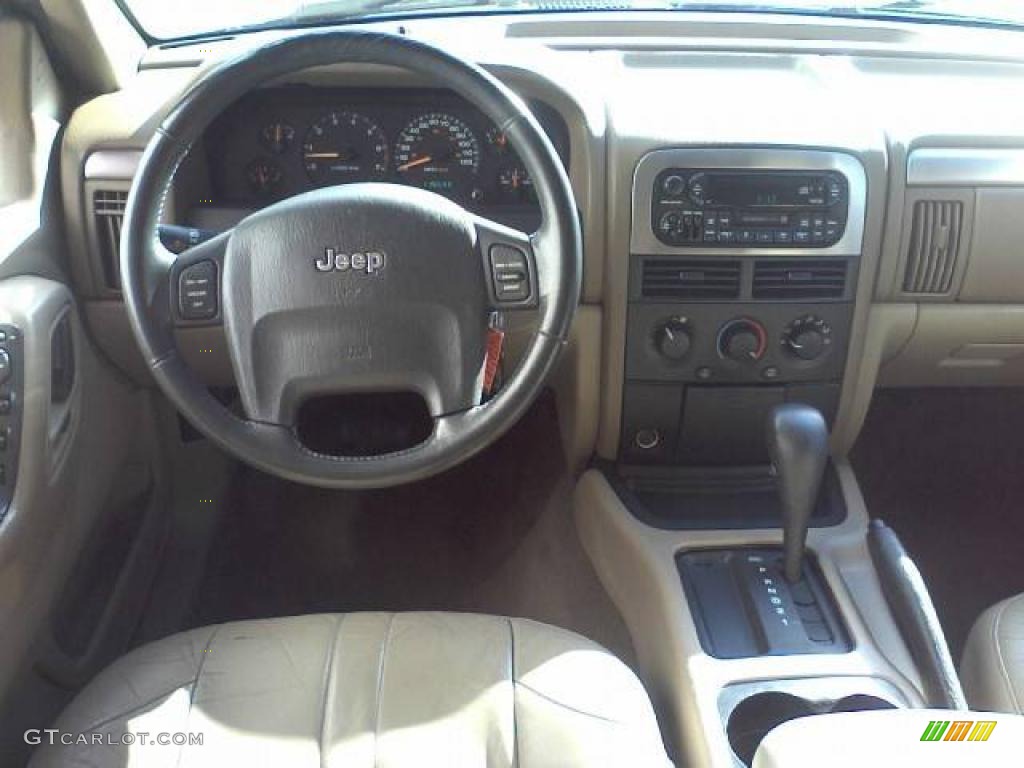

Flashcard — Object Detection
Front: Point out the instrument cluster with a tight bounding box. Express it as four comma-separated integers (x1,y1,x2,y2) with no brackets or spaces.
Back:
204,86,570,230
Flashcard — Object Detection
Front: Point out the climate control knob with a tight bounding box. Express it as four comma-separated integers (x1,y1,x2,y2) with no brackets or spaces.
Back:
718,318,768,362
655,317,693,361
782,315,833,361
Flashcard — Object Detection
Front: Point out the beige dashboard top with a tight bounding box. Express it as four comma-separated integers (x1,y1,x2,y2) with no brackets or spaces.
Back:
61,11,1024,463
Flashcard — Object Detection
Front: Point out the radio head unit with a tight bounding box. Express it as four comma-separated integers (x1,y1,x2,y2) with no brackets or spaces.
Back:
652,169,849,248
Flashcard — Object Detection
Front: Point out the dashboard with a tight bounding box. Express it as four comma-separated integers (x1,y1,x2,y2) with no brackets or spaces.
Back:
60,12,1024,473
201,86,570,232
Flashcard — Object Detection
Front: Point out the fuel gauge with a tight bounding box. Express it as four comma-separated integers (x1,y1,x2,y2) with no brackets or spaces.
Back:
261,122,295,154
246,159,283,196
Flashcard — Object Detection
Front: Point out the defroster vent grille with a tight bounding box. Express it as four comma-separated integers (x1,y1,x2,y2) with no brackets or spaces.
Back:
93,190,128,291
903,200,963,295
752,259,847,300
641,258,741,300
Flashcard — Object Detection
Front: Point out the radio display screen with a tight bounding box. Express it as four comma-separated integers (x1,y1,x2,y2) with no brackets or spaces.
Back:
706,174,824,208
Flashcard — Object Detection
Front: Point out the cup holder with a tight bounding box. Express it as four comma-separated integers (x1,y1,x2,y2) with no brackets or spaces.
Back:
726,690,896,766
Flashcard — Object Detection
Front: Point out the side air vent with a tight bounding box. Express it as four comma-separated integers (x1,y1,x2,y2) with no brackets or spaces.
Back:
903,200,963,294
92,190,128,291
752,259,847,299
641,258,741,300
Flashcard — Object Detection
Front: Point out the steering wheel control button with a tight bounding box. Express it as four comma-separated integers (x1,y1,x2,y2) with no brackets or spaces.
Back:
488,244,531,304
178,260,218,321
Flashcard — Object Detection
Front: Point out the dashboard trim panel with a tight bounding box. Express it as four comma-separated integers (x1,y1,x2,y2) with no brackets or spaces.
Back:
631,149,867,257
907,148,1024,186
83,150,142,181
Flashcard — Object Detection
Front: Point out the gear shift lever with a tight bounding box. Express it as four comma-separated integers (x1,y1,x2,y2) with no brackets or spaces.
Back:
766,404,828,583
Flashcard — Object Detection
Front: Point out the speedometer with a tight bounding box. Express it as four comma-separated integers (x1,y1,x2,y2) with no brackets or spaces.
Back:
303,111,388,185
394,112,480,197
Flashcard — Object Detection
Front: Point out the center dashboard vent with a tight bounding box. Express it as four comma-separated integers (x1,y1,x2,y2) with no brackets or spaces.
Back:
902,200,963,295
92,190,128,291
752,259,847,299
641,258,741,300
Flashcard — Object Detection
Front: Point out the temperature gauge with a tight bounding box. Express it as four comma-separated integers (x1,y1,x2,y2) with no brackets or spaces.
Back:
497,165,534,203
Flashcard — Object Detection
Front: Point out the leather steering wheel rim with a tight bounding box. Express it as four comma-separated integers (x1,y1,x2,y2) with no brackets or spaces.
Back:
120,30,582,489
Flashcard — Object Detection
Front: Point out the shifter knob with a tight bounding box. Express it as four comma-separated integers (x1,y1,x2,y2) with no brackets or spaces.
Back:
766,404,829,583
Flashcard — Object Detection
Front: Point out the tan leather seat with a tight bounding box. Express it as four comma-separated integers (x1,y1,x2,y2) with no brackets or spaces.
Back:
961,594,1024,713
29,612,671,767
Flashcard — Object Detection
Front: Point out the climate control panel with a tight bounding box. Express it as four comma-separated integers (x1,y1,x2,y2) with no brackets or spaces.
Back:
629,304,848,386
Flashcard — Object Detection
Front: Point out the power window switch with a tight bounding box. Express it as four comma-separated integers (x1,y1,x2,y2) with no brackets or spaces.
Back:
0,396,11,415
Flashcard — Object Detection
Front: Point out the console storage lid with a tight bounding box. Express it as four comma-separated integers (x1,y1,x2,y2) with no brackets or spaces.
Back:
753,709,1024,767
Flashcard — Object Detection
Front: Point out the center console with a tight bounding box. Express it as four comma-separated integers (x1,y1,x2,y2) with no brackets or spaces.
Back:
574,147,946,767
621,149,865,468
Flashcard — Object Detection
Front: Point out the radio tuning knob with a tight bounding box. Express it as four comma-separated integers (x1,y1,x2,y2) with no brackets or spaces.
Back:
718,318,767,363
655,317,692,361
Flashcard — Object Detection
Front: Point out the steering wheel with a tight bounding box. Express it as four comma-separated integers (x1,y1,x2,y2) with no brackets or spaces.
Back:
121,30,581,489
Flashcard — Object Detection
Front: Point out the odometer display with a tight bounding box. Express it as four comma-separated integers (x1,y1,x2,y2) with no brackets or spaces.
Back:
303,111,388,185
394,112,480,197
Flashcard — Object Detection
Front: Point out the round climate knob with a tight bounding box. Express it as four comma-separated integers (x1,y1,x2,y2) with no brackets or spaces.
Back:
783,315,833,361
655,317,692,361
718,318,767,363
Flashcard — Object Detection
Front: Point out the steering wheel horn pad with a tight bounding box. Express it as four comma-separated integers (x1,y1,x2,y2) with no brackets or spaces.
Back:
222,183,489,426
120,30,581,488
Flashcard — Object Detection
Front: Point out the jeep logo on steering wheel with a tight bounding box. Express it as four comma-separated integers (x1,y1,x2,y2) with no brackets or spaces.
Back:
315,248,386,274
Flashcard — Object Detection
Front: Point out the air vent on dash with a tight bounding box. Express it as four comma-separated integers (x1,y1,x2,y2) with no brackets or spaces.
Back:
641,259,741,300
903,200,963,295
92,190,128,291
752,259,847,300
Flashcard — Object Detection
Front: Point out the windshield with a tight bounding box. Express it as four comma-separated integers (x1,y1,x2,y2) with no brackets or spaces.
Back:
121,0,1024,41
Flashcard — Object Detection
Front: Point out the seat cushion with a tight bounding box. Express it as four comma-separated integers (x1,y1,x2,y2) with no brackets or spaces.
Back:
962,594,1024,713
29,612,671,767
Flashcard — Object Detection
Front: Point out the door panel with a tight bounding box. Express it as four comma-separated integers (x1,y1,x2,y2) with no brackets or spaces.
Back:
0,15,169,766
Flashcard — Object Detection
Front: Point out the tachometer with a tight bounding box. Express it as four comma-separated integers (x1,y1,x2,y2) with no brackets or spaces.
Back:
394,112,480,197
303,111,389,185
